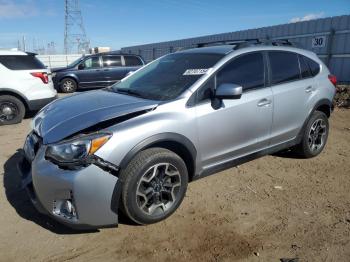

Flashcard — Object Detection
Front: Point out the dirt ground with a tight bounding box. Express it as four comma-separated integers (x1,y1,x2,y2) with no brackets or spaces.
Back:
0,106,349,262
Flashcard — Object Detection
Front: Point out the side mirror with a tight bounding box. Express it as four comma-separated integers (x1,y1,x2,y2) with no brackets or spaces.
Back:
215,83,242,99
78,63,85,70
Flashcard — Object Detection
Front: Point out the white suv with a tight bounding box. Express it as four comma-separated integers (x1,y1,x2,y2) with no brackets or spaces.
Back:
0,50,57,125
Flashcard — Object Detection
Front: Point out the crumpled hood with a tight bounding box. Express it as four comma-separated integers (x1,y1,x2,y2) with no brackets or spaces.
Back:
33,90,158,144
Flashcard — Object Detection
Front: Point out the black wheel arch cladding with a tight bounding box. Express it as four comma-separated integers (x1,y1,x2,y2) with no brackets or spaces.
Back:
110,133,196,217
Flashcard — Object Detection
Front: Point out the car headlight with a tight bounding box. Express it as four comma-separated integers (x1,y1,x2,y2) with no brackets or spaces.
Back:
51,72,56,78
46,133,111,164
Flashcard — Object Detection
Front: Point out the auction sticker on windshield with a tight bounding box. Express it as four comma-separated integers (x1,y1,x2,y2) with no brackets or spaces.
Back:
183,68,211,75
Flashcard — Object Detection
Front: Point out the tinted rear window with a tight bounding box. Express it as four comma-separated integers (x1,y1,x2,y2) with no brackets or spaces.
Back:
124,56,143,66
269,51,300,85
304,56,320,76
299,55,311,78
0,55,45,70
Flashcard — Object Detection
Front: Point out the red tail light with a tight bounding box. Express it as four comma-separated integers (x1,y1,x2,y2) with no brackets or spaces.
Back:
31,72,48,84
328,74,337,87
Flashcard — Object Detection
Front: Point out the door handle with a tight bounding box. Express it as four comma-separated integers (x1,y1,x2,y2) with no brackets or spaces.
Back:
257,98,271,107
103,69,109,71
305,86,313,93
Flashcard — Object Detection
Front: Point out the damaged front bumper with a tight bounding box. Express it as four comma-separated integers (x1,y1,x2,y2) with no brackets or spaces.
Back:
18,144,122,230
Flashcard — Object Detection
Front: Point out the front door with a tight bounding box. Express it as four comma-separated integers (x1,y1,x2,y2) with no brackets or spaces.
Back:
195,52,273,170
76,56,105,88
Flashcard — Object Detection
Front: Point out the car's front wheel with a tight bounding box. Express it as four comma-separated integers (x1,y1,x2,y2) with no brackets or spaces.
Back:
60,78,77,93
0,95,25,125
120,148,188,225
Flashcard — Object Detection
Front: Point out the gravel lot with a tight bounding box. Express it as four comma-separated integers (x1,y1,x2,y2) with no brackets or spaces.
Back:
0,97,349,261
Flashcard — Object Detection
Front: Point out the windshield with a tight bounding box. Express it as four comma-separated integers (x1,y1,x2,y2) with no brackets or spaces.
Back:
111,53,224,101
68,56,84,67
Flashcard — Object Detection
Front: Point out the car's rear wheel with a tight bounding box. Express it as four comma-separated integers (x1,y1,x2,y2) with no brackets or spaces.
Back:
60,78,77,93
0,95,25,125
120,148,188,225
296,110,329,158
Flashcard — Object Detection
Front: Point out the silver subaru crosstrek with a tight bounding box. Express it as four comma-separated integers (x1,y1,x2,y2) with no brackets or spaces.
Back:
20,40,336,229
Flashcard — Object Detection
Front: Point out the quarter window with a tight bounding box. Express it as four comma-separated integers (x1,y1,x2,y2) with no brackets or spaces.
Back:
304,56,320,76
269,51,300,84
102,55,122,67
299,55,311,78
217,52,265,91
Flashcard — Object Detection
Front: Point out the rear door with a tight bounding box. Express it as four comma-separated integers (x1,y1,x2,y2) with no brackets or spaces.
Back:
101,55,126,85
76,56,104,88
195,52,273,168
268,51,317,145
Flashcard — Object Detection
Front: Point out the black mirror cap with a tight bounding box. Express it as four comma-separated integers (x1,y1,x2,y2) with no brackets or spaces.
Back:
78,64,85,70
215,83,243,99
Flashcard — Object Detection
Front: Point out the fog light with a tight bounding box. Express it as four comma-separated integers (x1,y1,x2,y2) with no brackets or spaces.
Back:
53,199,77,220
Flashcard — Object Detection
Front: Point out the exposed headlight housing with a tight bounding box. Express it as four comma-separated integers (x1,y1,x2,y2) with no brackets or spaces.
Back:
45,133,111,166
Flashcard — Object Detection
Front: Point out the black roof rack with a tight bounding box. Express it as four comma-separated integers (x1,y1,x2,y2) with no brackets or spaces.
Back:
196,38,299,49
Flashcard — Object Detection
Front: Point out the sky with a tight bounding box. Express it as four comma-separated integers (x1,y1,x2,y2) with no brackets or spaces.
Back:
0,0,349,53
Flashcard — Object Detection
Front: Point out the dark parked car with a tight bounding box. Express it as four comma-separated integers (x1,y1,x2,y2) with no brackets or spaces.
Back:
52,53,145,93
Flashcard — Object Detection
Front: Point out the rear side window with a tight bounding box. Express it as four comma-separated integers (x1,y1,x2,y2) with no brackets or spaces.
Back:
217,52,265,91
102,55,122,67
299,55,311,78
269,51,300,85
304,56,320,76
124,56,143,66
0,55,45,70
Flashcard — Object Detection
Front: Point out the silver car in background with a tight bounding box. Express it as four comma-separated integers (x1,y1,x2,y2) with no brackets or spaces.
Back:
20,40,336,229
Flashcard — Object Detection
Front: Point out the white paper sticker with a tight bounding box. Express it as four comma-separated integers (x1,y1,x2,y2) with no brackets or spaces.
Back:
183,68,210,75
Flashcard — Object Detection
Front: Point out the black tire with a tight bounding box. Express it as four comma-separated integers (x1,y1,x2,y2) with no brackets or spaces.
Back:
296,110,329,158
120,148,188,225
0,95,25,125
60,78,77,93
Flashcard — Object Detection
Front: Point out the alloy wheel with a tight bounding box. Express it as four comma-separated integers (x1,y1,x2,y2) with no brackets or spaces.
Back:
308,118,327,152
0,101,18,123
136,163,181,216
62,80,74,92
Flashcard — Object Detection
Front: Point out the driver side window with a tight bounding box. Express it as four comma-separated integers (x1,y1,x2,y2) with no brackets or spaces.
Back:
83,57,100,69
196,52,265,103
196,77,215,102
217,52,265,91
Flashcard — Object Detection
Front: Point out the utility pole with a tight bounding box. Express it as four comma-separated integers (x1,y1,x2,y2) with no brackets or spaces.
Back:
64,0,89,54
22,36,26,52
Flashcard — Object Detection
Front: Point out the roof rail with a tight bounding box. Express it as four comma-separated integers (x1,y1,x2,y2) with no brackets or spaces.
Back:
196,38,299,49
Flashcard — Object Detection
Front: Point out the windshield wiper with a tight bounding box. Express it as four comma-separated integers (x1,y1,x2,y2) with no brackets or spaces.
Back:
115,88,144,98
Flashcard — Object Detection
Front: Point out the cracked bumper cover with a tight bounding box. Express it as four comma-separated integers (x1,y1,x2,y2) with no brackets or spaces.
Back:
18,146,122,230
